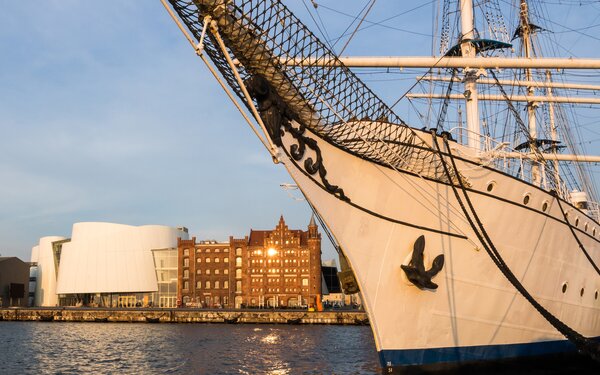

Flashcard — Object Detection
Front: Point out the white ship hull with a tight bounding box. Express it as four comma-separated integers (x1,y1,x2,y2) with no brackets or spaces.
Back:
162,0,600,370
278,124,600,369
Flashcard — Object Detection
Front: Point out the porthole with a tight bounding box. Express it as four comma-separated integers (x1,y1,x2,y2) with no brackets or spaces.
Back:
523,194,531,205
486,181,496,192
541,201,549,212
580,288,585,297
562,282,568,294
575,217,579,227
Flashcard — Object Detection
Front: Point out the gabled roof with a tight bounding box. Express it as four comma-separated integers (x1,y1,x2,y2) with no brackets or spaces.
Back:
248,230,269,246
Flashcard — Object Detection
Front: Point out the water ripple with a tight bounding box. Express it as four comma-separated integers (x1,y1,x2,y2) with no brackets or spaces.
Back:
0,322,379,374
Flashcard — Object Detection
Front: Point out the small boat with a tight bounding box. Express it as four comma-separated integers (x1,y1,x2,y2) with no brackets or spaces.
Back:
38,314,54,322
223,316,239,324
145,316,161,323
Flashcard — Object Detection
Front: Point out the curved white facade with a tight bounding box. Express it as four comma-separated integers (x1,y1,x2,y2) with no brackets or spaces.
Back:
30,222,188,306
33,236,67,307
55,222,188,295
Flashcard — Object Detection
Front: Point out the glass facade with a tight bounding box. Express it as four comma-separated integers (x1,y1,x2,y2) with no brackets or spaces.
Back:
152,248,178,308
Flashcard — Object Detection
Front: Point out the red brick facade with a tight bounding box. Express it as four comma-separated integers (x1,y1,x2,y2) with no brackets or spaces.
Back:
177,239,234,308
178,216,321,308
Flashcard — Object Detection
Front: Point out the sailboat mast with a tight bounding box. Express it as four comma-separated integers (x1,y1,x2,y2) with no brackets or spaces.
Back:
520,0,542,186
459,0,481,152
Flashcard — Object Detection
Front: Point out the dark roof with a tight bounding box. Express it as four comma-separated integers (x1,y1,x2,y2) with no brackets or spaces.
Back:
248,230,269,246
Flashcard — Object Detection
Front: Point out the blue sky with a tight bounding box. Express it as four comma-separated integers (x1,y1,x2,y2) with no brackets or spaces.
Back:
1,1,600,262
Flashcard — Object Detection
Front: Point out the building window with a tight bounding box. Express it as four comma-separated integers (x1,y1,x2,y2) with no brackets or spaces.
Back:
196,249,202,254
183,270,189,279
215,281,220,289
236,247,242,256
206,281,211,289
215,257,220,263
236,257,242,267
206,257,211,263
206,249,211,253
215,269,220,275
236,280,242,291
236,269,242,278
302,278,309,286
224,281,229,289
223,296,228,305
224,248,229,253
183,248,189,256
196,269,201,275
224,269,229,275
215,248,220,253
196,281,202,289
184,281,189,290
183,258,189,267
206,269,211,275
224,257,229,263
196,257,201,263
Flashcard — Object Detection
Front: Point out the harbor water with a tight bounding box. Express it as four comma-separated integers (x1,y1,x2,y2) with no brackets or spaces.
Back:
0,322,379,374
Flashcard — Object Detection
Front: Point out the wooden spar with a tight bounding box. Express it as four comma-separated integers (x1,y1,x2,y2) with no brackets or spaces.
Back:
284,56,600,69
492,152,600,163
406,93,600,104
417,75,600,91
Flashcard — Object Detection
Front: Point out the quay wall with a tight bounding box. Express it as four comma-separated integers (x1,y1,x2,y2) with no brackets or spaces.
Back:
0,308,369,325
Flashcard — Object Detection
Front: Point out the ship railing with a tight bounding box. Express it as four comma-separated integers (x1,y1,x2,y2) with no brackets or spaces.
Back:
585,201,600,222
448,127,568,198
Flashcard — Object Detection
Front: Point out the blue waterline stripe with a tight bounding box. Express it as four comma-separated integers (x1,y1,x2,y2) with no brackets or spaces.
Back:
378,337,600,367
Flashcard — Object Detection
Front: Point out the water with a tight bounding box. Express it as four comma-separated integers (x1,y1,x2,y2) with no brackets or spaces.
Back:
0,322,380,374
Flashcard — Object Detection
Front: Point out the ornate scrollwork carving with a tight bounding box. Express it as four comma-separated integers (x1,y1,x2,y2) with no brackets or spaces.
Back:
281,120,349,202
246,74,349,202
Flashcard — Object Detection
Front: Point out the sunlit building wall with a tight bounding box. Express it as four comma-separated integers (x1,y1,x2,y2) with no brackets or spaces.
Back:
178,216,322,309
32,236,67,307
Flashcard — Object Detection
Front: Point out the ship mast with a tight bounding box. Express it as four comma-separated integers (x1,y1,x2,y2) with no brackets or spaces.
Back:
519,0,542,186
460,0,481,152
546,70,561,193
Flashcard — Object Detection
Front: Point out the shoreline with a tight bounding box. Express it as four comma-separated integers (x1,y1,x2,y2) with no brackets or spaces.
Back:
0,307,369,325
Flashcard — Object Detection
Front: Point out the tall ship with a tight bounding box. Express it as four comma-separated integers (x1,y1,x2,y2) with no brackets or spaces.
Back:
160,0,600,372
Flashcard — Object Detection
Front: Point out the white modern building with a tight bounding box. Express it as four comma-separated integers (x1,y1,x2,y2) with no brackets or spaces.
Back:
30,222,188,307
31,236,67,307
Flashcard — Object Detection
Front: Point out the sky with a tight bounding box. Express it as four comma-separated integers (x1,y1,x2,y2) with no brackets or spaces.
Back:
1,0,600,262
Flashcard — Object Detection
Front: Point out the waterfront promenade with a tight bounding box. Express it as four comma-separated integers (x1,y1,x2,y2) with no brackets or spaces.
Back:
0,307,368,325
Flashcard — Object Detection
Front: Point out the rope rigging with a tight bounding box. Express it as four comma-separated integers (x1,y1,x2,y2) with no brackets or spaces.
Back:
431,132,600,362
553,193,600,275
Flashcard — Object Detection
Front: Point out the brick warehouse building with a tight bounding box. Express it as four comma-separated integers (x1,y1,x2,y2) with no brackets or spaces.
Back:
178,216,322,309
